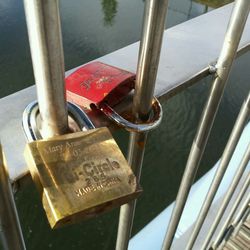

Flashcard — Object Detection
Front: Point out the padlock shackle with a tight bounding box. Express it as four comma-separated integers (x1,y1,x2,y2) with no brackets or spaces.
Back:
100,97,162,132
23,101,95,142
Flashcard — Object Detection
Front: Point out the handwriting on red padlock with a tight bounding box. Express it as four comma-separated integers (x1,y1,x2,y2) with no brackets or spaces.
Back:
66,62,135,110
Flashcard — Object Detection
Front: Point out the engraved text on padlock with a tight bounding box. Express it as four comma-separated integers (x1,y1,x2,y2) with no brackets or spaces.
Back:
66,61,135,110
24,128,141,229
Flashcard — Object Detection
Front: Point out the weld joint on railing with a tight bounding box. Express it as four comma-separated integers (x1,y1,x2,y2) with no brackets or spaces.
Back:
208,63,217,75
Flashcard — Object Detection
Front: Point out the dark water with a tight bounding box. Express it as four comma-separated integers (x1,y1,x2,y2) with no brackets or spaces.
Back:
1,0,249,249
0,0,212,98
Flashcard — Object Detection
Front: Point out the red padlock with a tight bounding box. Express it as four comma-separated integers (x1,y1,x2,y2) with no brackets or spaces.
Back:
66,62,162,132
66,61,135,110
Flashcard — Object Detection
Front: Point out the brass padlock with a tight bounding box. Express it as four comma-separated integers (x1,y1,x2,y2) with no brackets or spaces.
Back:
23,102,141,229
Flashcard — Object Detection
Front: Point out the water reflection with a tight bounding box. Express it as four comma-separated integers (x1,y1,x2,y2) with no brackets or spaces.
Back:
1,0,248,250
101,0,117,26
138,0,233,25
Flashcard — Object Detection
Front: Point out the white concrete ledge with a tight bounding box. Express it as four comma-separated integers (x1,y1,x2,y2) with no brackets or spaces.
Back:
0,3,250,181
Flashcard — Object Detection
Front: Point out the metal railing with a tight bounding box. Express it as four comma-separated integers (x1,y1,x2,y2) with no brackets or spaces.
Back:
0,0,250,250
116,1,169,249
163,1,250,249
0,145,26,250
23,0,68,138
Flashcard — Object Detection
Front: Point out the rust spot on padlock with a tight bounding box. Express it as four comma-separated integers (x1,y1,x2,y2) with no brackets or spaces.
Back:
137,140,146,149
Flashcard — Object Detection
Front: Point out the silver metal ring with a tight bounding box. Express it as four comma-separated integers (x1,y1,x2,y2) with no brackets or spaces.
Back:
22,101,95,142
100,97,162,132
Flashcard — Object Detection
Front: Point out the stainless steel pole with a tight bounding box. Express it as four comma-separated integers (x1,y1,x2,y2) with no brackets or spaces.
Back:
23,0,68,138
162,1,250,249
202,141,250,249
186,90,250,249
230,193,250,226
217,197,250,250
212,171,250,249
115,0,169,249
0,145,26,250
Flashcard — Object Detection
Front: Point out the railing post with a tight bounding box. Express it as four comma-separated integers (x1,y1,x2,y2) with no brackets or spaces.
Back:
162,1,250,249
115,0,169,249
23,0,68,138
186,90,250,249
229,194,250,229
0,145,26,250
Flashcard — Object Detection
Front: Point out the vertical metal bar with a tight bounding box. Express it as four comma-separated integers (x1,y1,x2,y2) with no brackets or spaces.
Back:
162,1,250,249
186,90,250,249
23,0,68,138
219,201,250,250
115,0,169,249
212,171,250,249
0,145,26,250
202,140,250,249
230,195,250,226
